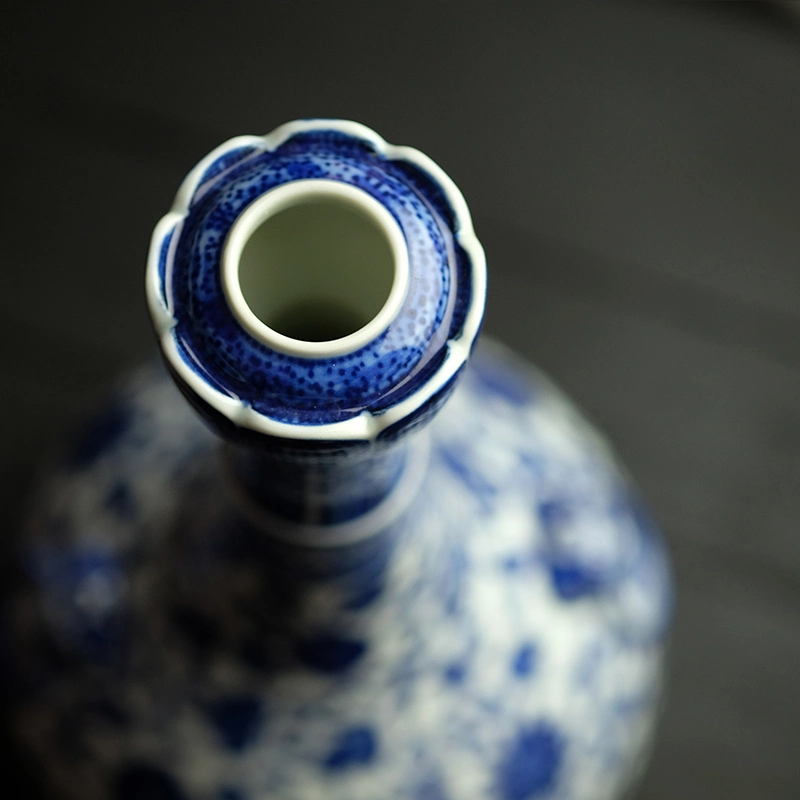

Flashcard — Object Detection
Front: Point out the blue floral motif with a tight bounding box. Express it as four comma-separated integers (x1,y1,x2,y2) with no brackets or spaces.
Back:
13,343,671,800
324,726,378,770
68,402,131,468
105,481,136,518
511,643,537,678
29,545,126,660
206,696,264,752
497,724,564,800
416,779,451,800
296,634,367,673
444,661,468,685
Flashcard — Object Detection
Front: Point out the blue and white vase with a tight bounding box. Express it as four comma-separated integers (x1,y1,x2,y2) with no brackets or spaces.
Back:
13,120,672,800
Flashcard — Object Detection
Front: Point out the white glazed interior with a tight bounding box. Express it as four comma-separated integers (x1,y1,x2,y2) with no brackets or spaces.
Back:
222,180,409,358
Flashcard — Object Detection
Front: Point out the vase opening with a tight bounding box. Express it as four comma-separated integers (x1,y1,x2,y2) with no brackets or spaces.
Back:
222,179,409,356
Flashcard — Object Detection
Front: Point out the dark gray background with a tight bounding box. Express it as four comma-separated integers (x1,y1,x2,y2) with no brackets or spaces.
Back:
2,2,799,798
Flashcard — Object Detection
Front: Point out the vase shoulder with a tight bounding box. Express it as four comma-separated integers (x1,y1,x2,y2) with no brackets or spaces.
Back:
15,340,671,800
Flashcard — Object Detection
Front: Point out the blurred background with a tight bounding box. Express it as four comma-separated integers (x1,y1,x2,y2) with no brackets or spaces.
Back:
2,2,799,798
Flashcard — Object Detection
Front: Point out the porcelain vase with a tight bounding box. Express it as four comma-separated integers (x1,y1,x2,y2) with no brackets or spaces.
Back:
12,120,672,800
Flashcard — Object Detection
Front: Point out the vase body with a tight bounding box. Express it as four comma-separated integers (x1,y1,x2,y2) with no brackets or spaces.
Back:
12,121,671,800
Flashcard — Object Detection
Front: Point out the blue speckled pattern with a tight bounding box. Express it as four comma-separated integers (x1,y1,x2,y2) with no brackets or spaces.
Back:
154,126,475,427
13,342,672,800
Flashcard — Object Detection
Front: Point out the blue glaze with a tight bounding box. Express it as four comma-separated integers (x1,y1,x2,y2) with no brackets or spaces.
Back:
231,436,408,524
444,662,467,685
374,359,462,443
343,582,384,610
539,495,624,600
324,726,377,770
105,481,136,518
439,443,497,510
207,696,264,752
437,543,468,617
549,564,604,601
157,227,174,305
473,359,533,406
68,402,131,468
497,724,564,800
416,779,450,800
157,128,474,428
29,546,126,659
512,643,537,678
149,123,482,525
296,634,367,673
197,145,261,188
537,499,570,530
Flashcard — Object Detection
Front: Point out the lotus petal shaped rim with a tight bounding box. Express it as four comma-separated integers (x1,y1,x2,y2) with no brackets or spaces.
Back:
146,119,486,441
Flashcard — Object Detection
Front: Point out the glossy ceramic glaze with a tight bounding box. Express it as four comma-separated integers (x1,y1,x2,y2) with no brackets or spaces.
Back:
13,121,671,800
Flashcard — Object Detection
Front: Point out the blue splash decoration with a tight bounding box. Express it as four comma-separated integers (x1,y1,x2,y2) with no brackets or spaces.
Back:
296,634,367,673
416,779,451,800
473,358,532,406
512,643,537,678
497,724,564,800
198,145,261,187
343,582,384,610
444,662,467,685
539,497,609,601
324,726,378,770
206,695,264,752
29,546,126,660
501,556,523,572
68,402,131,468
537,499,570,530
105,481,136,518
550,564,603,601
438,444,496,508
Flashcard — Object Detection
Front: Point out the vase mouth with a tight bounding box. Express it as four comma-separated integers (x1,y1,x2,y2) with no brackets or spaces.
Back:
222,180,410,359
147,119,486,442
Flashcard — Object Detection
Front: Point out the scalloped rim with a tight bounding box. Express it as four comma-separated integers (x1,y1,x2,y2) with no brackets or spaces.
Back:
146,119,487,442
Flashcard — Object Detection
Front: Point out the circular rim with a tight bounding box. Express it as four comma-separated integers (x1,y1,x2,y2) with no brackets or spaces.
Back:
221,180,410,358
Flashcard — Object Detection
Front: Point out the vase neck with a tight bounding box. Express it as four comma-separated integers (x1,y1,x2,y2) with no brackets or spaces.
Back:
225,433,429,535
